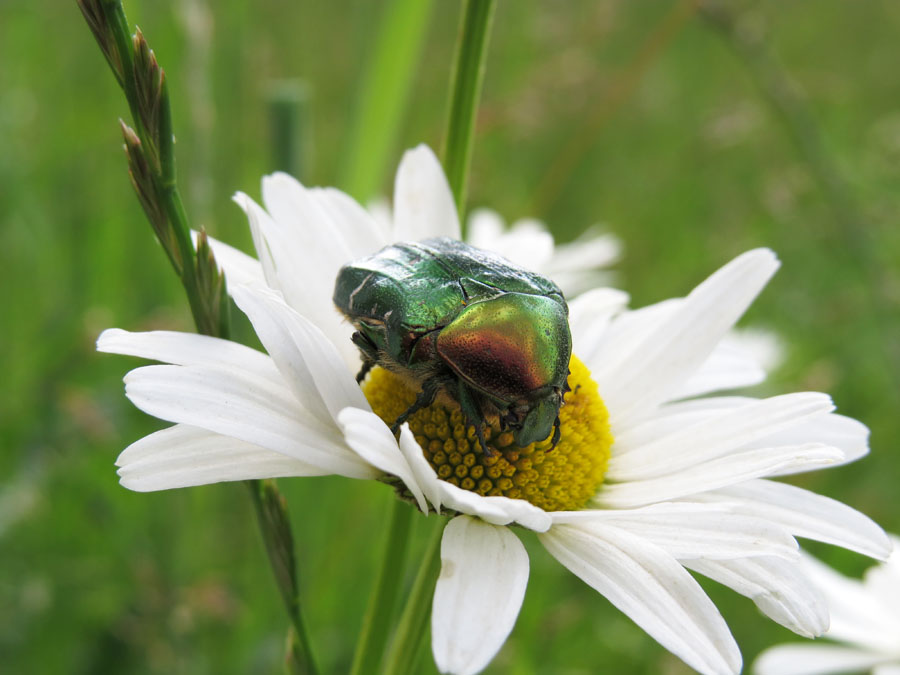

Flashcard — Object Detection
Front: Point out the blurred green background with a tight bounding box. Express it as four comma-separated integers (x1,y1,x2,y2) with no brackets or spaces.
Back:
2,1,899,673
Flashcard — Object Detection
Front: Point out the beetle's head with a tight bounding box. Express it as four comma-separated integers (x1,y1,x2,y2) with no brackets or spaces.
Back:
507,387,564,447
436,292,571,446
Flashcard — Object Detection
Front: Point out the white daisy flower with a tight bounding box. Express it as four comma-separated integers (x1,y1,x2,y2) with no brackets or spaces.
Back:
98,145,890,675
754,537,900,675
368,199,620,299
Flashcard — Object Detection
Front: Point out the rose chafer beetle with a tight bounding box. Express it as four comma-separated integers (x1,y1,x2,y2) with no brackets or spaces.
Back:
333,237,572,455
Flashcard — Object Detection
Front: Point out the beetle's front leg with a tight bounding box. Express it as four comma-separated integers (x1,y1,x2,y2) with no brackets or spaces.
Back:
457,381,492,456
351,330,379,383
548,415,562,451
390,376,446,434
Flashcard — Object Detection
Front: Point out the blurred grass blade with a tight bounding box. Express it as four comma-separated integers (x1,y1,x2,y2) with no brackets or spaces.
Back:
382,519,446,675
349,499,414,675
442,0,496,224
268,80,312,177
339,0,434,202
249,480,319,675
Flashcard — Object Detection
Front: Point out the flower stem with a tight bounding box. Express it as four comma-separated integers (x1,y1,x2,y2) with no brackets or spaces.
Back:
441,0,497,222
350,498,415,675
381,517,446,675
248,480,319,675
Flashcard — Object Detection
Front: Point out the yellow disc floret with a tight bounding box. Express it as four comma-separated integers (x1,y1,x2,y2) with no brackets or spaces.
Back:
363,355,612,512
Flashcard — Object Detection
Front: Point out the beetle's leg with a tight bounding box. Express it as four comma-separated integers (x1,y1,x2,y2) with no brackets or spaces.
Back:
351,331,379,383
390,376,443,434
457,382,493,457
547,415,562,452
355,360,375,384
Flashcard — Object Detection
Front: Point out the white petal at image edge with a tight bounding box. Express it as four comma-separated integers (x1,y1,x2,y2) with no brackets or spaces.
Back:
432,516,529,675
754,644,895,675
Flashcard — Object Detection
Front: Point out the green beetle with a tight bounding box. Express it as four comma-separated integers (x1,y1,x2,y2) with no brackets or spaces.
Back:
333,237,572,455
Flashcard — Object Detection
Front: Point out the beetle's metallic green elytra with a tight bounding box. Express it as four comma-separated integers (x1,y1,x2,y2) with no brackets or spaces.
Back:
333,237,572,454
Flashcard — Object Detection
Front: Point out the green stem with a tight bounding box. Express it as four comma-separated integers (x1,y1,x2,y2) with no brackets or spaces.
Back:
350,499,415,675
160,184,211,335
441,0,496,223
81,3,316,670
248,480,319,675
381,518,446,675
102,0,141,134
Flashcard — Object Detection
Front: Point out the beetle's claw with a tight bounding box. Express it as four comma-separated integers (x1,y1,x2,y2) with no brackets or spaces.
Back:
546,416,562,452
462,415,492,456
473,423,493,457
356,359,375,384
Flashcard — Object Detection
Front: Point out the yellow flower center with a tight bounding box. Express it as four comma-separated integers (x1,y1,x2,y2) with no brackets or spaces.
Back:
363,355,612,512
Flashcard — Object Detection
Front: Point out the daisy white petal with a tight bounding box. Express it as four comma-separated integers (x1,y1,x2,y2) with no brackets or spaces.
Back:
597,248,780,427
466,209,554,271
551,502,798,561
237,185,359,362
261,172,356,268
607,393,834,481
699,480,891,559
673,337,767,399
432,516,529,675
436,480,551,532
393,144,460,241
686,555,828,637
336,408,428,514
587,299,679,376
625,398,868,469
802,551,900,648
568,287,630,365
596,444,843,509
754,540,900,674
541,226,621,294
124,364,376,479
232,192,282,292
864,541,900,614
464,210,619,297
191,229,266,288
541,524,741,675
610,396,748,451
117,424,326,491
307,186,388,257
396,424,445,513
756,412,871,473
98,328,281,381
754,645,895,675
231,283,369,421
